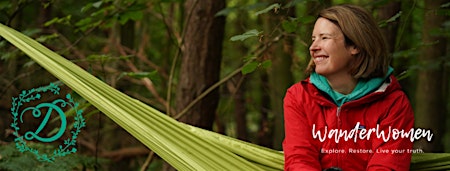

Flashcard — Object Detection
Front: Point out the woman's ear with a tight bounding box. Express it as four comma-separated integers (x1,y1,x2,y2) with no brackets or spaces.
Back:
349,46,360,55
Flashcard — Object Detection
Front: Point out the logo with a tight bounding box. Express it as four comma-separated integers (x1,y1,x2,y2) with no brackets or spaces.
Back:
10,83,86,162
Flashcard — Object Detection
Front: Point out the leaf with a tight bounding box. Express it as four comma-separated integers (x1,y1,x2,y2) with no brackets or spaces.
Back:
441,2,450,8
230,29,262,41
119,10,144,25
75,17,91,27
299,15,316,24
215,6,238,17
44,15,72,27
86,54,113,63
121,71,158,80
243,2,269,11
386,11,402,23
284,0,306,8
242,61,259,75
23,60,36,68
92,1,103,8
74,18,97,32
378,11,402,28
254,3,280,16
261,60,272,69
281,20,297,33
36,33,59,43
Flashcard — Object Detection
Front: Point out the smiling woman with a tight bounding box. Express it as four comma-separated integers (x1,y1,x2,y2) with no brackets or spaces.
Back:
283,4,415,171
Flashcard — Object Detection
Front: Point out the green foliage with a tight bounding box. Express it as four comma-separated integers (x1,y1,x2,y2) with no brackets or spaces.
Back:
284,0,308,8
36,33,59,43
254,3,281,16
242,60,272,75
242,61,259,74
3,22,450,171
0,143,105,171
44,15,72,27
119,71,160,84
378,11,402,28
121,71,157,79
0,23,283,170
411,153,450,170
230,29,262,41
50,0,147,32
281,16,315,33
0,0,449,170
281,18,298,33
0,41,20,61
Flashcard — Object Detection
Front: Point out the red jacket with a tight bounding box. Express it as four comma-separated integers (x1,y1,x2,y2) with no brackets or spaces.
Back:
283,75,414,171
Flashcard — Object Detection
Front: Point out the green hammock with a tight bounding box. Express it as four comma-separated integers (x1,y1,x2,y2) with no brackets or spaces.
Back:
0,23,449,171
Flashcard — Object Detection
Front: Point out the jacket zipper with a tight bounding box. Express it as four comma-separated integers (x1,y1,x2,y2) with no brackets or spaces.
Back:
336,107,341,125
336,106,342,168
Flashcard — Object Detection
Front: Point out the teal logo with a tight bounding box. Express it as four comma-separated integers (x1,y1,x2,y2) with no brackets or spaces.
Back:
10,83,86,162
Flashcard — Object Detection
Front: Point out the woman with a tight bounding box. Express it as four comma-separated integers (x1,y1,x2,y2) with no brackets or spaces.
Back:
283,4,414,171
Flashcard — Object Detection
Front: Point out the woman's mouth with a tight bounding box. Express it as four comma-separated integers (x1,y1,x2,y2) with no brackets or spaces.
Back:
313,55,328,63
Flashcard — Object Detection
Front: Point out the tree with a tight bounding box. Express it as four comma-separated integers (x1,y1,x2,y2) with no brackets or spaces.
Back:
163,1,226,170
259,0,295,150
377,0,401,53
414,0,448,152
175,0,226,130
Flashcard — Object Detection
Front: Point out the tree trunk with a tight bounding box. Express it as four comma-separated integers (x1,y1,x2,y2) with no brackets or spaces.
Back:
258,72,273,148
414,0,447,152
231,9,251,142
233,73,248,141
175,0,226,130
163,1,225,170
120,20,135,50
393,0,415,96
38,0,52,32
377,1,401,53
262,0,295,150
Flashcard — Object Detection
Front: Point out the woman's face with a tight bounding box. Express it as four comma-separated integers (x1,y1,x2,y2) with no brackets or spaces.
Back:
309,17,359,78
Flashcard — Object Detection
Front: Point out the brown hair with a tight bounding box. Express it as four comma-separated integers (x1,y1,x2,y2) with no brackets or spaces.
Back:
306,4,389,79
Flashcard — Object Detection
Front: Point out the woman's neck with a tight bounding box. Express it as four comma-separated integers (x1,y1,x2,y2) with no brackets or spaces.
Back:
325,74,357,95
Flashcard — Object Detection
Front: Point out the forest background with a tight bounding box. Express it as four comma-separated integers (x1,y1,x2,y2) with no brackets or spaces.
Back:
0,0,448,170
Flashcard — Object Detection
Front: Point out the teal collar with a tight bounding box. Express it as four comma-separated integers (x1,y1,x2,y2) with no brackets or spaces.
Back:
310,67,393,107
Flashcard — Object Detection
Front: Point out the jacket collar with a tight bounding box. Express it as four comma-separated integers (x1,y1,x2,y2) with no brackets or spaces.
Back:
302,75,401,108
309,67,394,107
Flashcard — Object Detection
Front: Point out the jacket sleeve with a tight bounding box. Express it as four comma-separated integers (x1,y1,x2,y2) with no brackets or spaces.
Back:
283,85,322,171
366,92,414,171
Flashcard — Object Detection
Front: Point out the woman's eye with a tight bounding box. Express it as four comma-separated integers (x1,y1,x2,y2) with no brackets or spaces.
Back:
322,37,329,40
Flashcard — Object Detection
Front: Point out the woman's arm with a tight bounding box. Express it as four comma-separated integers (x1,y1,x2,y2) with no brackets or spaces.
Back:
367,92,414,171
283,85,322,171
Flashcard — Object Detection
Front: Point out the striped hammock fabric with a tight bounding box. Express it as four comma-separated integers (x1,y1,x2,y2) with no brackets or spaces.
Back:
1,23,449,171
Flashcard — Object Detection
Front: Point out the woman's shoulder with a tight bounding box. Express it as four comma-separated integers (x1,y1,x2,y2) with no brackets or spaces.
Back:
285,78,327,103
286,78,313,96
369,75,412,107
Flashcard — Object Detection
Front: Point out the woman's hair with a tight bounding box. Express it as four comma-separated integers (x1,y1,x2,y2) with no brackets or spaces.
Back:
306,4,389,79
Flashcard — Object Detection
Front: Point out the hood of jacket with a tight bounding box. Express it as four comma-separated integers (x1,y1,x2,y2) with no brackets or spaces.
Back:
309,67,394,107
302,74,402,108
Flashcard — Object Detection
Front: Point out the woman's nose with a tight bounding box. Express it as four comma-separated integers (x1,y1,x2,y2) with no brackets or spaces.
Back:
309,41,320,51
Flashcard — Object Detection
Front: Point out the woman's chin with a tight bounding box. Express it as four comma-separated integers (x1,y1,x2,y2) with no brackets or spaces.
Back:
314,68,329,76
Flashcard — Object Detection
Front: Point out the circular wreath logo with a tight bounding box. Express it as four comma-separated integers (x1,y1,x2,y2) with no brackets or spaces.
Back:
10,83,86,162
